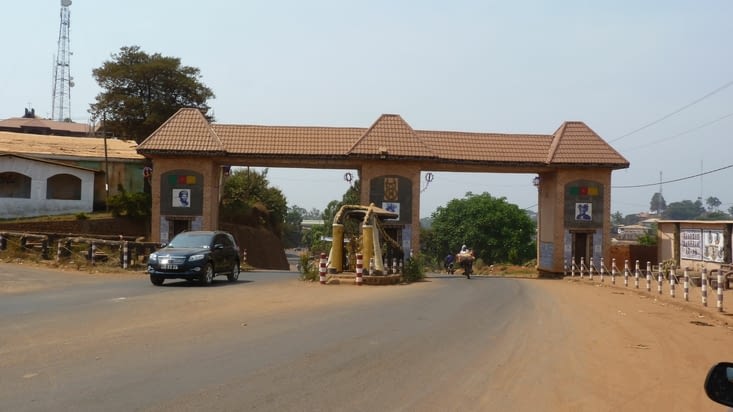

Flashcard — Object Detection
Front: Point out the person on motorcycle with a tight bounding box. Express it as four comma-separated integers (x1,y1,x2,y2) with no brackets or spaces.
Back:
444,252,455,274
458,245,474,279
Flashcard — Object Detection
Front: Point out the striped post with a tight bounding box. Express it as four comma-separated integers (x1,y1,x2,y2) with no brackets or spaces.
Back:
122,241,129,269
57,239,63,262
90,243,96,266
683,268,690,301
564,260,568,277
570,258,575,277
355,253,363,286
580,257,585,279
392,257,398,274
657,265,663,295
669,267,675,298
589,257,594,281
624,260,629,287
702,267,708,307
611,258,616,284
634,260,640,289
0,234,4,251
319,252,327,284
243,249,247,264
599,258,605,283
369,257,375,275
717,270,724,312
645,261,652,292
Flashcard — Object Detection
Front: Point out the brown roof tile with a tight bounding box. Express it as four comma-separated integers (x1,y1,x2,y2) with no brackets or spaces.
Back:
137,108,225,154
136,108,629,169
348,114,436,158
547,122,629,167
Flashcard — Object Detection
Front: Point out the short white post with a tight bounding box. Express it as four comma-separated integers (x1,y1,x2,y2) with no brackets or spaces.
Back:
683,268,689,301
624,260,629,287
717,270,724,312
645,261,652,292
355,253,363,286
702,267,708,307
669,267,675,298
634,260,640,289
319,252,327,285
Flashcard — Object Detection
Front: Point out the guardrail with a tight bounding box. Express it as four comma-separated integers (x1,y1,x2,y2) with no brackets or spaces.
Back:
564,257,728,313
0,231,160,270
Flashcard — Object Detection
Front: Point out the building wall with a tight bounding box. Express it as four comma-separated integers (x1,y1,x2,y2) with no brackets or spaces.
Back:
0,156,94,218
657,220,732,272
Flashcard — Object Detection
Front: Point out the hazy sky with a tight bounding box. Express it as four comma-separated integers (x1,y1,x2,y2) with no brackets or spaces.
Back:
2,1,732,218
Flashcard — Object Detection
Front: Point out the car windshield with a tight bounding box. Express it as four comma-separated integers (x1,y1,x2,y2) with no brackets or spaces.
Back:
167,234,212,249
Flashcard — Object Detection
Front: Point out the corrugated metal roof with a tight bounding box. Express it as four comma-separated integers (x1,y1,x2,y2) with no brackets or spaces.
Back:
0,131,143,161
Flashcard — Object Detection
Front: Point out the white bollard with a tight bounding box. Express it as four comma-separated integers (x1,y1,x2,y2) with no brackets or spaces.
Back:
645,261,652,292
355,253,363,286
611,258,616,285
683,268,689,302
702,268,708,307
669,267,675,298
319,252,327,284
634,260,640,289
657,266,663,295
717,271,724,312
624,260,629,287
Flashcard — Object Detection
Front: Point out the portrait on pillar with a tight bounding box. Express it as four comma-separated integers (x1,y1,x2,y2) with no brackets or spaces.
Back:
369,175,412,223
160,170,203,216
563,180,603,228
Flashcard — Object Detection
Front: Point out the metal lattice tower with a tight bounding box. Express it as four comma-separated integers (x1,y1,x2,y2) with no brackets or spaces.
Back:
51,0,73,121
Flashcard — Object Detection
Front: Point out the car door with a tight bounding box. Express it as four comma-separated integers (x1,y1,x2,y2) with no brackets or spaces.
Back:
211,234,228,272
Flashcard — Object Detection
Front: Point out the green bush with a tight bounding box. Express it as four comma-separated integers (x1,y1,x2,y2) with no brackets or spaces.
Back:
107,187,151,218
402,253,426,283
298,253,319,282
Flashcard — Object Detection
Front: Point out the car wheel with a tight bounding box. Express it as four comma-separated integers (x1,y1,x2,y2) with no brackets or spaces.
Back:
150,275,165,286
227,261,240,282
200,263,214,285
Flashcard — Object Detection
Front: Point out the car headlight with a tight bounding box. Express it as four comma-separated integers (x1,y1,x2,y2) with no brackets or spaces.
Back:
189,254,205,262
149,253,158,262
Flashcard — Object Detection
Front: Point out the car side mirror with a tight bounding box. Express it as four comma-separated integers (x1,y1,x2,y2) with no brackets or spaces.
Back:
705,362,733,407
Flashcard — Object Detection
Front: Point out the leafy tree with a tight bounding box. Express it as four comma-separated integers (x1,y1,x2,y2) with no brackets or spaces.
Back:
649,192,666,215
220,168,287,236
424,192,535,264
662,200,705,220
611,211,624,226
303,208,322,220
89,45,215,143
706,196,722,212
283,205,306,248
728,205,733,217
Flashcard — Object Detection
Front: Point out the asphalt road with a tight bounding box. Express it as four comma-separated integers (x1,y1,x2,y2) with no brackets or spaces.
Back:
2,264,730,411
0,265,554,411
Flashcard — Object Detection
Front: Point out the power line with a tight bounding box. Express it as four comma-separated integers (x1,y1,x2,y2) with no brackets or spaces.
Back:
612,163,733,189
609,79,733,144
620,112,733,151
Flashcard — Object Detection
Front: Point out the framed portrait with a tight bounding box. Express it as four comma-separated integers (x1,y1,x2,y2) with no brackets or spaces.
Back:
382,202,400,220
575,202,592,221
172,188,191,208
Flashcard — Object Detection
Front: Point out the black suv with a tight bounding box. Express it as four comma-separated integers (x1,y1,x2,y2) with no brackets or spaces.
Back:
147,231,241,286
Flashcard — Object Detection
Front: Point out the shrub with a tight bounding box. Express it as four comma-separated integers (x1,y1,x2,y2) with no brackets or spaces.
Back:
298,253,319,282
402,253,426,283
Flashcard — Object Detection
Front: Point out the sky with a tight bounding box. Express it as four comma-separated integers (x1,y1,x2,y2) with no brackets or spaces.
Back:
2,1,732,218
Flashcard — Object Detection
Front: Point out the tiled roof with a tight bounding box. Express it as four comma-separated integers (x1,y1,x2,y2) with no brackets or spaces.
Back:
138,108,225,154
348,114,436,159
137,108,629,169
547,122,627,166
0,131,143,161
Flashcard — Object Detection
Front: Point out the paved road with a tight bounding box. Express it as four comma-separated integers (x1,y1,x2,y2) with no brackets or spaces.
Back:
0,264,548,411
1,264,729,411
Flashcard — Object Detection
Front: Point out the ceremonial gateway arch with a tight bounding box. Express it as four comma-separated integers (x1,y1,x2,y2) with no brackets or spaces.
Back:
137,108,629,275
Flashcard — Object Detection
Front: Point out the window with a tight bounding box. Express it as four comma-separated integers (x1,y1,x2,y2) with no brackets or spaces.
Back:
0,172,31,198
46,173,82,200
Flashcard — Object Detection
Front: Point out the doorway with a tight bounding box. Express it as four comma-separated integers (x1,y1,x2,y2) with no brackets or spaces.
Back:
572,231,593,266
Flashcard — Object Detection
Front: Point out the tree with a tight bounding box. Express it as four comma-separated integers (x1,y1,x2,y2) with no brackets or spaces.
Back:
611,211,624,226
706,196,722,212
220,168,287,236
424,192,535,264
283,205,307,248
649,192,666,215
89,46,215,143
662,200,705,220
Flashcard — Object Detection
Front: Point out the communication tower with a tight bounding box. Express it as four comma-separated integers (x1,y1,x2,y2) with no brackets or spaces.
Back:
51,0,74,121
